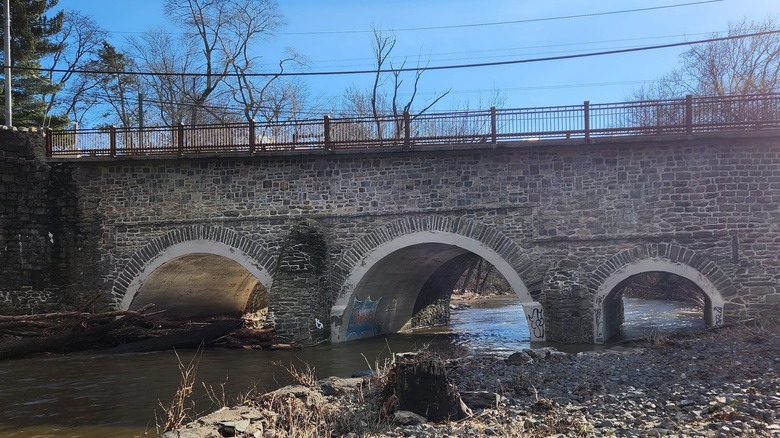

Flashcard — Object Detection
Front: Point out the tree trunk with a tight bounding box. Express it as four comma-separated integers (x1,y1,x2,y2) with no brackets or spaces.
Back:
394,355,471,421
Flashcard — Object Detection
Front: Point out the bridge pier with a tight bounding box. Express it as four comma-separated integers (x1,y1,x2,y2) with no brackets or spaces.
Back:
540,263,593,343
267,220,331,345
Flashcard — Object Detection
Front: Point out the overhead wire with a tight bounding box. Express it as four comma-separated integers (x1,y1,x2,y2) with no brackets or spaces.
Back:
11,29,780,78
305,31,721,67
280,0,725,35
99,0,724,38
51,77,658,120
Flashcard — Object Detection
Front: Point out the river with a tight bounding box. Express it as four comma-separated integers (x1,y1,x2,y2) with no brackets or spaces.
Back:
0,298,703,437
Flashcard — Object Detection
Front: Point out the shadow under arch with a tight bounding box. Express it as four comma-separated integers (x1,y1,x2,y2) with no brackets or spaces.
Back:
112,226,275,317
331,228,545,343
591,247,728,343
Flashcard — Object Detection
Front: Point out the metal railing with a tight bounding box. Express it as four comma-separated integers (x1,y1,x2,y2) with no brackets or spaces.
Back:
46,93,780,158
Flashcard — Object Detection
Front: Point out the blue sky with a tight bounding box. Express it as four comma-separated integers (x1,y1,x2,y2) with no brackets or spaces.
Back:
61,0,778,112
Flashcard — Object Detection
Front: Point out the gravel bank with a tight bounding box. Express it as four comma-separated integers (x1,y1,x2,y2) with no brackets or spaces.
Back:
161,323,780,437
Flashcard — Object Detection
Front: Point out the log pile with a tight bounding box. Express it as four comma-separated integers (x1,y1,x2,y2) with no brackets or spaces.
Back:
0,304,282,360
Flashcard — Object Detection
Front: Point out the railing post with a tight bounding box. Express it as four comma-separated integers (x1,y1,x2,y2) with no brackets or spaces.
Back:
109,125,117,157
685,94,693,136
45,128,52,157
584,101,590,142
177,122,185,156
248,119,256,155
490,106,497,145
324,115,331,151
403,110,411,148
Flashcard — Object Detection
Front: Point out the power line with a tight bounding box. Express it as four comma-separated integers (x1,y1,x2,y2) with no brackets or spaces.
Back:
280,0,725,35
12,29,780,78
99,1,723,38
307,31,720,66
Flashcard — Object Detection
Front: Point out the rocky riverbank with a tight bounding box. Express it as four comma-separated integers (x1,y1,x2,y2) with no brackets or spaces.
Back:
161,321,780,437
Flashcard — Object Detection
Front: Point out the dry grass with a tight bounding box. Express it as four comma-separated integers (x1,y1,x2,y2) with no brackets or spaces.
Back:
257,391,337,437
273,359,318,387
156,348,201,432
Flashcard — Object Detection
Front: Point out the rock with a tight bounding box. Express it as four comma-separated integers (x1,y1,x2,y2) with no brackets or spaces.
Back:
262,385,325,409
460,391,499,409
320,376,365,396
218,423,237,437
219,420,249,434
505,351,533,365
394,410,427,426
678,399,696,407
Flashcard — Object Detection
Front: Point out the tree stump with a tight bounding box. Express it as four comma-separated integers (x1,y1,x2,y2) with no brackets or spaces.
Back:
393,354,471,422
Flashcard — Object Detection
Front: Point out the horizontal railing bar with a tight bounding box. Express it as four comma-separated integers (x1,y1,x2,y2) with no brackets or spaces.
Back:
47,93,780,157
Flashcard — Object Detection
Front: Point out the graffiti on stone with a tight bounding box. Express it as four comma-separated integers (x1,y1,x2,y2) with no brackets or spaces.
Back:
713,306,723,326
526,307,545,340
346,296,381,340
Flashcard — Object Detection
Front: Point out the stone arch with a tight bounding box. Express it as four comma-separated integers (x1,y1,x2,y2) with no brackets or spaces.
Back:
330,215,545,343
112,225,275,312
589,243,732,343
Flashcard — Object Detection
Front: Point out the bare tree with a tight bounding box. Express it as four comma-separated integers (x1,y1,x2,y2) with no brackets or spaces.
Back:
128,30,196,125
41,10,107,128
128,0,306,127
229,47,307,123
341,27,450,141
634,18,780,98
631,18,780,128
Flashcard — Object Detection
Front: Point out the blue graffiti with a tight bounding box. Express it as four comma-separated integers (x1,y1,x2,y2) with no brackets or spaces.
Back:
346,296,381,340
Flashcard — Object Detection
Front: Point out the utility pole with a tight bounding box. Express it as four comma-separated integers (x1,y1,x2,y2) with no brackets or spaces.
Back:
3,0,11,127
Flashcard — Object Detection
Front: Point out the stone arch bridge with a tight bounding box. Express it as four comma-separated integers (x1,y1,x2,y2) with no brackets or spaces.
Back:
2,128,779,345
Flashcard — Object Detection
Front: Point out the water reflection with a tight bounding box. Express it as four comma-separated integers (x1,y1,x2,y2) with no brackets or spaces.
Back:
413,298,530,355
619,297,705,340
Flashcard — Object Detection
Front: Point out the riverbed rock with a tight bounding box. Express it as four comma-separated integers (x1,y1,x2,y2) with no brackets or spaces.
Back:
261,384,325,408
320,376,366,396
393,410,427,426
505,351,533,365
460,390,499,409
167,322,780,438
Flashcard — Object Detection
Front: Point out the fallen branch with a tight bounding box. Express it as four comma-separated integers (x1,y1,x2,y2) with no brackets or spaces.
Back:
0,304,156,323
106,319,242,355
0,307,154,360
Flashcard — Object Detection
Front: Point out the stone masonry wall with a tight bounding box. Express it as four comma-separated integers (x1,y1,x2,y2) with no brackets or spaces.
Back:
1,130,107,313
16,131,780,342
0,129,62,314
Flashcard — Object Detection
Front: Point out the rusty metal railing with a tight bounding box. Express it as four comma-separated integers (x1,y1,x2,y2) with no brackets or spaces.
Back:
46,93,780,158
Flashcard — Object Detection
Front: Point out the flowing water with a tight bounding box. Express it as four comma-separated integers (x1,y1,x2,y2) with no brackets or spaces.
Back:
0,298,703,437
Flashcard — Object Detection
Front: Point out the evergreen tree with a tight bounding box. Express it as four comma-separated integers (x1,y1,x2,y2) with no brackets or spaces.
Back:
85,41,139,128
0,0,65,127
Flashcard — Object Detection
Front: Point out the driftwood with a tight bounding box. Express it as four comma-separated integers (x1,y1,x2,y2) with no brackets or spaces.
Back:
0,306,154,360
231,327,275,340
0,303,284,359
105,319,243,354
0,305,158,323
